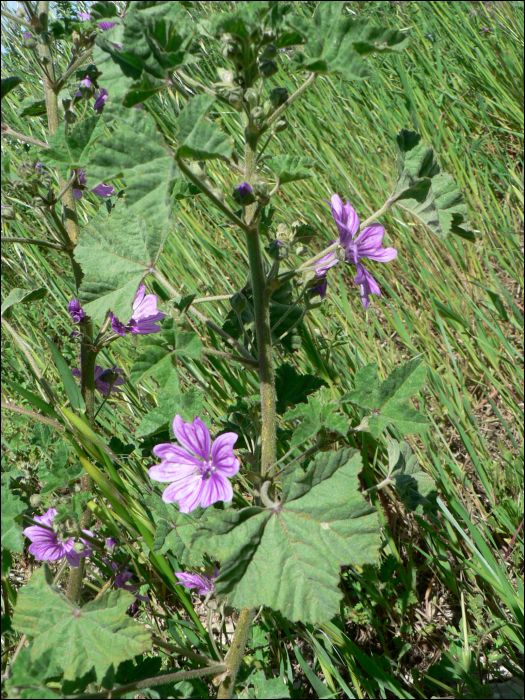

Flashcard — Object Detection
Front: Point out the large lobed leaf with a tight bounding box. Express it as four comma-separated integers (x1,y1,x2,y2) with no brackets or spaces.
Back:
86,106,178,227
176,94,232,161
75,199,168,324
39,116,106,179
193,448,380,624
12,565,151,683
146,493,205,566
393,129,474,240
283,389,348,448
287,1,409,80
342,358,429,438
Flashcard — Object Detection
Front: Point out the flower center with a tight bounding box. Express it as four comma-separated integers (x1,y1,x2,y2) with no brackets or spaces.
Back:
199,460,216,479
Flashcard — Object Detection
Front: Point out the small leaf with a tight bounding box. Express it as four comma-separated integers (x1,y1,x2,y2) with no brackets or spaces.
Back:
275,364,327,415
1,489,26,552
1,287,48,318
283,391,348,448
176,94,232,161
342,358,429,438
136,386,203,438
387,437,436,512
268,155,315,184
44,336,85,411
393,129,474,239
87,106,178,227
12,565,152,683
286,3,408,80
193,448,380,624
39,116,106,179
18,98,47,118
1,76,23,100
75,199,168,324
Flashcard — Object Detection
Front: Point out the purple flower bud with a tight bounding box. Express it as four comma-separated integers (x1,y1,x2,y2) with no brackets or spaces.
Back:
23,31,32,39
68,299,86,323
233,181,255,205
73,168,114,199
93,88,108,111
98,22,117,31
79,76,92,88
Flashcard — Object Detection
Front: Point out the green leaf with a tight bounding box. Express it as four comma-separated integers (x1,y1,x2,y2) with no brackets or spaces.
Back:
248,671,291,699
1,287,48,319
12,565,152,683
130,321,202,387
39,116,106,179
86,106,178,226
4,647,62,699
193,448,380,624
1,76,23,100
393,129,474,240
287,3,408,80
176,94,232,161
387,437,436,513
268,155,315,184
283,390,348,448
18,98,47,118
1,489,26,552
75,199,168,324
342,358,429,438
275,364,327,415
146,494,205,566
38,441,82,494
44,336,85,411
136,386,203,439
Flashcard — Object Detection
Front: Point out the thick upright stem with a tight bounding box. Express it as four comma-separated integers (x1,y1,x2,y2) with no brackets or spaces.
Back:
38,1,80,246
217,608,257,699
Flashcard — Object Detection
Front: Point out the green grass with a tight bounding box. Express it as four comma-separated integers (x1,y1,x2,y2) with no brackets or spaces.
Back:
1,1,523,697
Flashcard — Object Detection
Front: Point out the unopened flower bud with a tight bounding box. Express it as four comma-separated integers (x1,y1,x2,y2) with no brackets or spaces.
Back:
244,87,259,108
62,97,72,111
23,35,37,49
233,182,255,206
273,118,288,133
301,269,318,286
217,67,234,84
230,292,247,313
1,206,15,220
252,179,268,199
259,58,278,79
295,244,308,256
269,87,289,107
73,541,87,553
268,240,288,260
251,106,264,120
30,494,42,507
290,332,302,351
64,110,76,124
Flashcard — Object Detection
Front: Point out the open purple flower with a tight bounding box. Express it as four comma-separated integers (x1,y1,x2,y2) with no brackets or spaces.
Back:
93,88,108,111
175,569,218,595
73,168,114,200
23,508,93,567
105,560,149,601
109,283,165,337
68,299,86,323
149,416,240,513
71,363,125,395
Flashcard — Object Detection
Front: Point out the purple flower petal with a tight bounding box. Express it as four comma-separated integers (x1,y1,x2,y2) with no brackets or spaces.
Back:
98,21,117,31
173,416,211,460
68,299,86,323
73,189,83,200
353,263,381,309
311,278,328,298
110,312,127,337
211,432,240,476
201,471,233,507
162,473,206,512
93,88,108,111
78,12,91,20
174,571,217,595
91,182,114,198
330,194,359,247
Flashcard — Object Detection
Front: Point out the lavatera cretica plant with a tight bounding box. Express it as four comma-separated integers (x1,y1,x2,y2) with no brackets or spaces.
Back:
1,1,475,698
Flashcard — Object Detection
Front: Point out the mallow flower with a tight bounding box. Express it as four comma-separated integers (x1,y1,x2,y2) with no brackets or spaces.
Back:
175,569,218,595
73,168,115,200
68,299,86,323
109,283,165,336
78,13,117,30
149,415,240,513
328,194,397,309
23,508,93,567
93,88,108,111
71,362,125,395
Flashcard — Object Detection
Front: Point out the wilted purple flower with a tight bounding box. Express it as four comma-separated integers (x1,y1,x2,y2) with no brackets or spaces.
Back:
175,569,218,595
109,283,165,337
71,363,125,395
324,195,397,309
111,42,123,51
110,561,148,600
93,88,108,111
68,299,86,323
149,416,240,513
23,508,93,567
311,278,328,299
73,168,114,199
98,21,117,31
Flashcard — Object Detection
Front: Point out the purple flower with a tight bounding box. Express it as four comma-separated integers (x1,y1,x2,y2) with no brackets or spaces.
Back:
35,162,45,172
71,363,125,395
175,569,218,595
23,31,32,39
327,194,397,309
93,88,108,111
233,181,255,205
73,168,114,200
78,12,91,21
98,21,117,31
313,243,338,279
311,278,328,299
111,562,148,601
236,182,252,198
23,508,93,567
109,284,166,337
68,299,86,323
79,76,92,88
149,416,240,513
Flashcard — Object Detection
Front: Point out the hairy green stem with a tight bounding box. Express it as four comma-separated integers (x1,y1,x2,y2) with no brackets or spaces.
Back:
265,72,317,128
0,8,32,28
217,608,257,699
1,123,49,148
0,401,65,432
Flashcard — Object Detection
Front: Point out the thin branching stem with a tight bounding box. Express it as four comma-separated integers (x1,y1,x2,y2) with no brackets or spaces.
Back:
1,237,65,250
1,123,49,148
